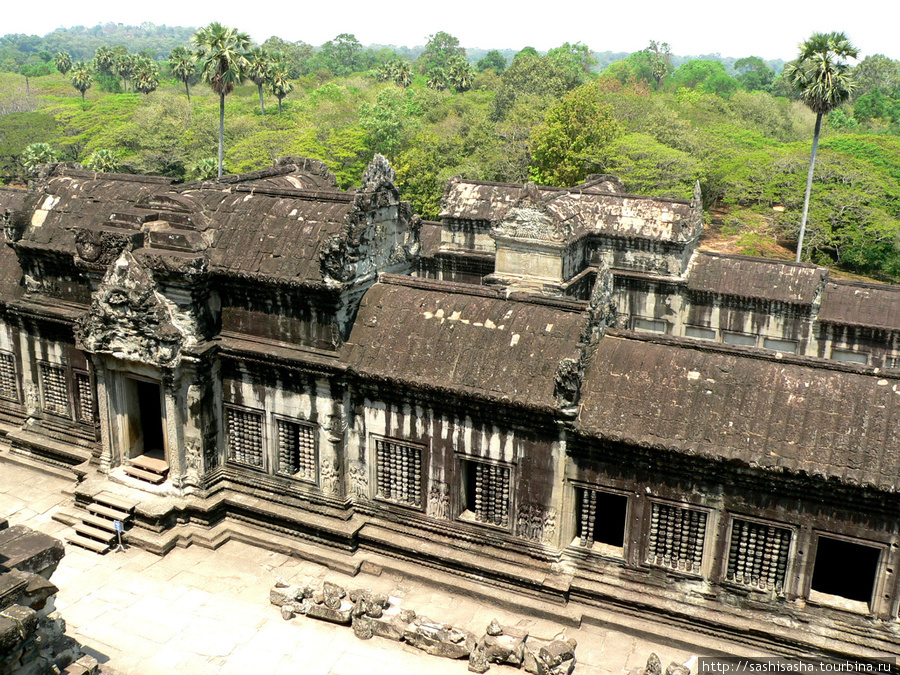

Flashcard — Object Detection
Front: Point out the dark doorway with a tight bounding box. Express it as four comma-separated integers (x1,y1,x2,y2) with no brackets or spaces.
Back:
811,536,880,604
136,380,165,460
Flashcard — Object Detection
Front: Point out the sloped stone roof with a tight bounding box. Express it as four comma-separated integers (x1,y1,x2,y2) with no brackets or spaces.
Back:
578,332,900,491
13,168,175,253
342,275,587,412
686,252,826,306
818,280,900,332
178,186,352,284
440,178,697,243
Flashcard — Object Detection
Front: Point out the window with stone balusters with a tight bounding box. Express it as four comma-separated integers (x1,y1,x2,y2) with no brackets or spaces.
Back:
276,418,317,481
74,371,95,424
461,460,511,528
39,363,69,417
0,352,19,402
645,502,708,574
226,407,264,468
374,439,422,508
725,519,792,593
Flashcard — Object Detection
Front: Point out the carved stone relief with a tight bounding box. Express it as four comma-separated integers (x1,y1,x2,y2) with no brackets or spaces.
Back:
515,504,557,544
349,463,368,499
426,481,450,520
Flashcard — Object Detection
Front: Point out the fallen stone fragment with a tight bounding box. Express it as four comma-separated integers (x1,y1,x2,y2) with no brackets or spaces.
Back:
404,617,477,659
646,653,663,675
323,581,346,610
306,599,352,625
666,664,691,675
353,615,375,640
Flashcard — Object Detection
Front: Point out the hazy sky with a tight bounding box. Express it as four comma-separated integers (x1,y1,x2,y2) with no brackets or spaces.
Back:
5,0,897,61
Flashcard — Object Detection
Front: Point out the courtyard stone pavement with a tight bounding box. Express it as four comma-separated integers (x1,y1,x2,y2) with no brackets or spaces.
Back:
0,452,709,675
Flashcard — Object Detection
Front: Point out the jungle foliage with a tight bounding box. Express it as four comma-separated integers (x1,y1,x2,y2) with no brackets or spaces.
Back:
1,28,900,280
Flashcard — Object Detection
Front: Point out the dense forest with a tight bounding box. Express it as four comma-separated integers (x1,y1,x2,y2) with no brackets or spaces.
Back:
1,24,899,280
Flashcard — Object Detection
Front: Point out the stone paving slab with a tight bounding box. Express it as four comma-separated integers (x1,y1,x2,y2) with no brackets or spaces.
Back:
0,452,713,674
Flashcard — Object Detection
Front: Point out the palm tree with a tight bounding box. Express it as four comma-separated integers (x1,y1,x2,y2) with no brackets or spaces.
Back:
21,143,56,171
246,47,272,115
54,51,72,75
133,57,159,95
94,46,115,75
114,52,136,92
169,46,195,102
447,56,473,92
84,149,120,173
71,62,93,102
193,22,251,178
783,32,858,262
270,68,293,115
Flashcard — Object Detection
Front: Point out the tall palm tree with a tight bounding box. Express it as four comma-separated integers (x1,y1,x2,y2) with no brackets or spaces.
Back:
245,47,272,115
54,51,72,75
113,52,136,92
447,56,473,92
71,62,93,102
133,57,159,95
21,143,56,171
193,22,250,178
784,32,858,262
270,68,293,115
94,46,114,75
169,46,195,102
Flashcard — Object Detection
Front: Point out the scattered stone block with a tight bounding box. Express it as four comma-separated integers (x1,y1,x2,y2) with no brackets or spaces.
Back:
646,653,663,675
323,581,346,610
667,664,691,675
404,617,476,659
305,599,352,625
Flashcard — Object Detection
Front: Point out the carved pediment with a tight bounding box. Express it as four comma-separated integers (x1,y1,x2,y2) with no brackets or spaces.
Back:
76,252,190,367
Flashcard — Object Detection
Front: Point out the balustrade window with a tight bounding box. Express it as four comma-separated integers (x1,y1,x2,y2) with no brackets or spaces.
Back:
277,419,316,481
646,502,707,574
39,363,69,417
726,519,791,592
74,371,94,424
462,460,511,527
375,439,422,507
0,352,19,402
226,407,264,468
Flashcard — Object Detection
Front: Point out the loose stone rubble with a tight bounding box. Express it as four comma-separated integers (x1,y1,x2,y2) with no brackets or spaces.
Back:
0,519,99,675
270,579,579,673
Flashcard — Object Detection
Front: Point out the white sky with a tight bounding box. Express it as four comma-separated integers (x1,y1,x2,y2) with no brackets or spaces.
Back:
5,0,897,62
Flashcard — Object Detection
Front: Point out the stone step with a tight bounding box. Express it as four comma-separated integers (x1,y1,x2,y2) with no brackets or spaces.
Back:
128,455,169,475
79,512,119,533
74,523,116,545
123,465,165,485
93,492,137,514
86,502,132,522
66,533,109,554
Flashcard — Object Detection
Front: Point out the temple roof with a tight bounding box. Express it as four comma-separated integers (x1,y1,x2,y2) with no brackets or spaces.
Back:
343,275,587,412
577,332,900,491
818,280,900,332
440,178,698,244
686,252,826,306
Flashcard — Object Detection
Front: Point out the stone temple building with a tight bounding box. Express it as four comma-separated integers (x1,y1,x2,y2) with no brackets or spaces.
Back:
1,157,899,664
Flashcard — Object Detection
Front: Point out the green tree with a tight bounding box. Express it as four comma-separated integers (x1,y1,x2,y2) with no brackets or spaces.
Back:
93,46,115,75
377,59,412,87
670,60,740,98
318,34,364,77
21,142,56,171
84,148,120,172
447,56,473,92
477,50,506,74
133,57,159,95
113,50,136,91
417,32,465,75
54,51,72,75
193,22,251,178
530,81,623,186
270,68,293,115
852,54,900,100
246,47,272,115
70,62,93,101
783,31,858,262
734,56,775,92
169,46,195,102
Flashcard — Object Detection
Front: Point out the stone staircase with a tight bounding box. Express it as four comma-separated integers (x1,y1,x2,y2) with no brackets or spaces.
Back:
123,455,169,485
66,492,137,554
